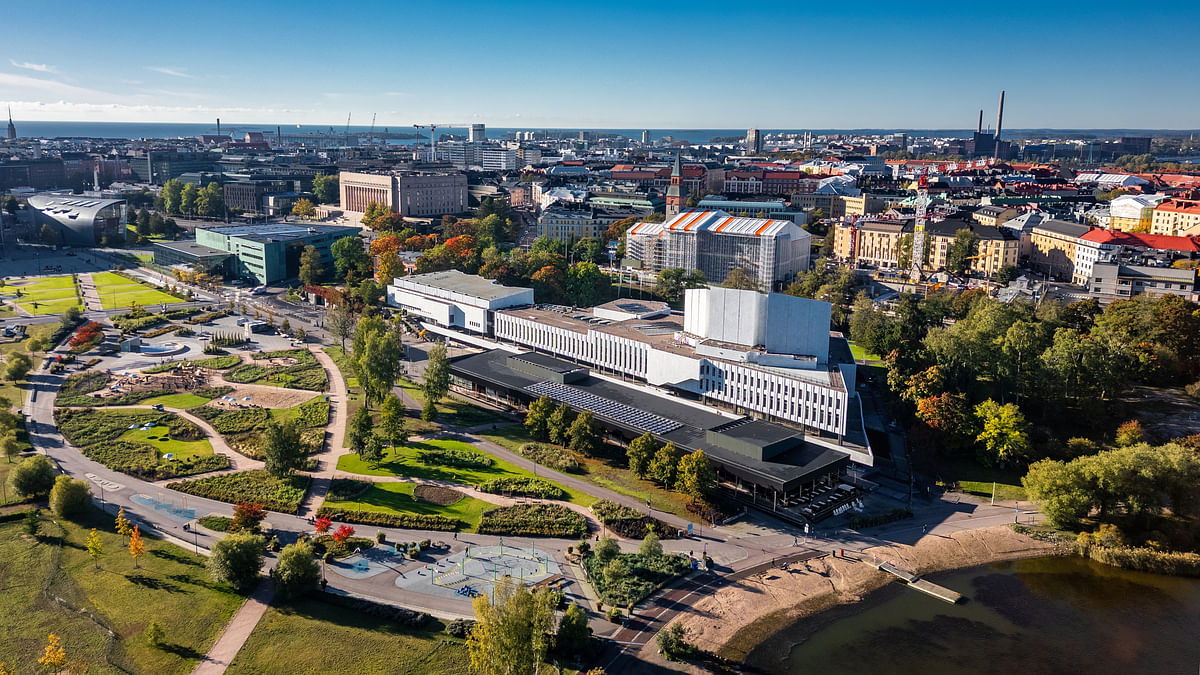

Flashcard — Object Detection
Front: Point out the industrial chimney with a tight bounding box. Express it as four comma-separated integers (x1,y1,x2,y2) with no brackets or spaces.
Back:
995,91,1005,140
216,118,221,136
977,109,983,134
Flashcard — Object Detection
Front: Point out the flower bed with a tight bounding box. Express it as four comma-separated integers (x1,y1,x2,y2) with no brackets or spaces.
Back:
478,476,566,500
314,506,459,531
412,484,464,506
591,499,679,540
477,503,587,538
168,470,311,514
144,354,243,373
80,440,228,480
56,408,203,446
418,447,493,469
518,443,583,473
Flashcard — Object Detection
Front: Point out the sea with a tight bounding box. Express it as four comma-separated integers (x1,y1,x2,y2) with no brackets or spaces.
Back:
10,121,1199,143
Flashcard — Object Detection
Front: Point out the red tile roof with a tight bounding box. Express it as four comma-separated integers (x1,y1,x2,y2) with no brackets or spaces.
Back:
1081,229,1200,252
1156,199,1200,215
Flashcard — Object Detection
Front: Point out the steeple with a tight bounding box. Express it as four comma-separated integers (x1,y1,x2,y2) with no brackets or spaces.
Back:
665,152,687,218
6,107,15,141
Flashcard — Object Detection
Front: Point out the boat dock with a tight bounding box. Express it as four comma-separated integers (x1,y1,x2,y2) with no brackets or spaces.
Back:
876,561,962,604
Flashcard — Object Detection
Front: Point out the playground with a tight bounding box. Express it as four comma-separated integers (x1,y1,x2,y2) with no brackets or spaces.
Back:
394,544,562,601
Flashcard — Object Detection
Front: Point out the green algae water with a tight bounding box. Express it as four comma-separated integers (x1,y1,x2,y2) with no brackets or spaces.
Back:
745,556,1200,675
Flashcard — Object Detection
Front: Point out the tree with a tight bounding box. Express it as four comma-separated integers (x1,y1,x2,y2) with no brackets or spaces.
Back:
327,306,355,351
115,506,132,538
649,442,684,488
313,174,339,204
594,536,620,563
1115,420,1144,447
181,182,199,215
547,403,574,446
128,524,146,568
721,267,760,292
85,528,103,568
161,179,184,214
331,524,355,548
421,398,437,423
626,432,657,478
354,324,402,405
555,602,592,654
993,265,1020,286
915,392,974,451
9,454,54,498
314,516,332,534
2,432,20,464
38,634,66,671
197,182,224,218
974,400,1029,465
298,244,324,286
348,406,372,456
361,434,386,466
639,530,662,558
1022,459,1095,528
945,228,981,277
468,577,557,675
379,394,408,453
676,450,716,502
208,532,267,593
291,198,316,220
566,262,610,307
524,396,556,441
39,223,62,247
273,541,320,599
263,420,305,478
331,236,369,281
656,623,695,662
49,474,91,518
231,502,267,532
423,343,450,411
376,250,406,284
567,410,598,455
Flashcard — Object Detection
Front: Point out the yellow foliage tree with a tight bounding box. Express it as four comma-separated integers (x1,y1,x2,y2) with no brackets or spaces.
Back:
129,525,145,568
86,528,104,569
38,633,66,670
115,506,131,538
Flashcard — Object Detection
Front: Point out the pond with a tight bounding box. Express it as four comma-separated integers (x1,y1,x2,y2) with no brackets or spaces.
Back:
746,555,1200,675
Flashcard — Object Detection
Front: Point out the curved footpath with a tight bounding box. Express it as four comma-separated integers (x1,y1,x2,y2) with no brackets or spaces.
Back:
25,339,1042,672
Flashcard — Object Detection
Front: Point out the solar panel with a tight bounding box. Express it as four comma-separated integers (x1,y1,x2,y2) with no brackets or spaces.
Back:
524,381,682,435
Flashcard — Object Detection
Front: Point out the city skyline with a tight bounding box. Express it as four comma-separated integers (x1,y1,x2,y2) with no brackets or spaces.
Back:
2,0,1199,129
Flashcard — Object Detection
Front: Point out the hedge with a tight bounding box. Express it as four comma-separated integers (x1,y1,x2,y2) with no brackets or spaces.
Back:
477,504,587,538
478,476,566,500
418,447,493,469
315,506,459,531
518,443,582,473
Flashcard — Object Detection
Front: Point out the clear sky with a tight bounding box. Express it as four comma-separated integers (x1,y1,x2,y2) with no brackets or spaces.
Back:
3,0,1198,129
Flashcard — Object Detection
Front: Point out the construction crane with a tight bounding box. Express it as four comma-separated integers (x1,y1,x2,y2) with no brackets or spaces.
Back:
910,172,930,281
345,112,352,135
369,113,376,135
412,123,471,160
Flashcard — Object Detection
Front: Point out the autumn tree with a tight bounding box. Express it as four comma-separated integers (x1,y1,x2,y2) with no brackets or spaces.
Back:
676,450,716,501
467,577,557,675
291,198,316,220
974,399,1029,465
86,528,103,568
129,524,146,568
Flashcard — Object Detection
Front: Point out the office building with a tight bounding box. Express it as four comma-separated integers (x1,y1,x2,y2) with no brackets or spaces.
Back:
385,270,534,335
624,208,811,289
1087,262,1197,303
537,205,644,242
641,130,651,145
469,124,486,143
131,151,216,185
480,148,519,171
223,180,290,215
1151,199,1200,237
745,128,763,154
170,223,360,284
27,194,126,246
0,158,66,190
339,170,468,221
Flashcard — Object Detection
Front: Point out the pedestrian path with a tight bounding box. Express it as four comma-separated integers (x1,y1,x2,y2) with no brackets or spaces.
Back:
296,346,350,517
77,273,102,311
192,580,274,674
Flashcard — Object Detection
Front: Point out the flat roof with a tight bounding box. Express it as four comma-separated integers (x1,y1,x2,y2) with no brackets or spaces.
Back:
396,270,532,302
152,240,231,258
199,223,359,243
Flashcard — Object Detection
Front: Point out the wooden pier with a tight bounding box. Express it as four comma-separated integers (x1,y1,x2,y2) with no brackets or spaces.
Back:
876,561,962,604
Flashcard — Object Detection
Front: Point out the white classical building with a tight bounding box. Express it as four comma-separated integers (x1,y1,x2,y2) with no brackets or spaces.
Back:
386,270,533,335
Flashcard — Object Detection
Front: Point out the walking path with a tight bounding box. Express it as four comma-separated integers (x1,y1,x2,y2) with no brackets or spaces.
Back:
77,272,102,311
297,346,349,517
191,580,275,675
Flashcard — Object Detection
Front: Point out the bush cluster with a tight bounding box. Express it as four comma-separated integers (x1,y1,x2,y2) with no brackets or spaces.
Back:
187,310,229,325
56,408,203,446
591,499,678,540
168,470,311,513
314,506,459,531
1075,540,1200,577
582,551,691,607
112,314,166,333
478,476,566,500
518,443,583,473
477,503,587,537
81,440,228,480
847,508,913,530
418,447,493,469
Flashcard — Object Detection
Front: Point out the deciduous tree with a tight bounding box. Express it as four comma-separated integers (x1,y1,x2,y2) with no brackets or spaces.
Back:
208,532,267,593
676,450,716,501
128,524,145,568
468,577,557,675
626,432,657,478
263,420,305,478
649,442,684,488
524,396,555,442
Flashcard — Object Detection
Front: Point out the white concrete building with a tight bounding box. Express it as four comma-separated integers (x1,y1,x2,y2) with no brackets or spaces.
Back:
386,270,534,335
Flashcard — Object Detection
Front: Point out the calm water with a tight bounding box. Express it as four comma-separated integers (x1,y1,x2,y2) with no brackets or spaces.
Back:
746,556,1200,675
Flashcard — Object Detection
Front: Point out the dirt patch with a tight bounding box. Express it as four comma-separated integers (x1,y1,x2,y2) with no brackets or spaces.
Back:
414,484,464,506
658,525,1058,671
1123,386,1200,443
203,383,319,409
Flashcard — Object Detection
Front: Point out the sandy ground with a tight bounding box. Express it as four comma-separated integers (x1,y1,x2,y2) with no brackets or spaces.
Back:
640,525,1059,672
204,381,317,409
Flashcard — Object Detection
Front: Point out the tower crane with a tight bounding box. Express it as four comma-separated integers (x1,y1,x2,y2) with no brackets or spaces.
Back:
345,112,352,135
411,123,471,160
370,113,376,135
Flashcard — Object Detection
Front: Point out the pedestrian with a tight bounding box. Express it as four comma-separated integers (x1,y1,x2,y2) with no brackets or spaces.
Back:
922,524,928,534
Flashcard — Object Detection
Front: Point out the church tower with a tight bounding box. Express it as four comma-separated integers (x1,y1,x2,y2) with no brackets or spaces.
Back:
665,153,688,218
6,107,15,140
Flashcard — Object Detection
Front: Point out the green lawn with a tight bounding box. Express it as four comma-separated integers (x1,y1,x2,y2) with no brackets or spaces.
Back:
336,438,597,508
325,481,496,532
93,272,180,310
8,275,81,315
398,380,511,430
140,393,213,409
848,341,882,362
940,457,1028,502
0,322,58,357
120,426,213,461
227,597,469,675
479,426,699,522
0,507,244,674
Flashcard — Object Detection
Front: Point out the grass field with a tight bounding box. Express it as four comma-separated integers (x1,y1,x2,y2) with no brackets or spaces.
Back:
939,456,1028,502
336,438,597,508
8,275,81,315
848,341,882,362
0,508,244,674
227,597,469,674
325,481,496,532
93,272,179,310
140,393,213,409
120,426,213,461
479,426,698,521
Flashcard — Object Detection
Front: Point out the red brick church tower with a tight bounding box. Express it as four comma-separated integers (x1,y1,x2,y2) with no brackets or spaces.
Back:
665,153,688,218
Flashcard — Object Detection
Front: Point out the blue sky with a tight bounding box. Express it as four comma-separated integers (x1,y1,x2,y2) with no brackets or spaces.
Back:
2,0,1198,128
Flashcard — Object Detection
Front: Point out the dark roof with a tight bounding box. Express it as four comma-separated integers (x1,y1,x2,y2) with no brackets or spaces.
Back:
1033,219,1091,239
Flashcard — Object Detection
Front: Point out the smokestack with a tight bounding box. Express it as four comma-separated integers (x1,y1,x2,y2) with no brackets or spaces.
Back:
977,110,983,134
94,166,100,192
277,125,282,147
995,91,1005,140
216,118,221,136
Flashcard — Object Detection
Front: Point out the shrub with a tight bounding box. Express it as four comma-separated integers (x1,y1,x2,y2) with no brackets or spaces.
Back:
208,532,267,593
56,408,203,446
168,470,311,513
478,476,566,500
320,593,432,628
9,455,55,498
58,371,108,398
477,503,587,538
412,484,463,506
79,441,229,480
198,515,232,532
418,447,493,469
314,506,459,531
582,550,691,607
1074,540,1200,577
231,502,267,532
445,618,474,638
518,443,583,473
591,500,678,540
49,474,92,518
68,321,105,352
274,541,320,599
656,623,697,662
